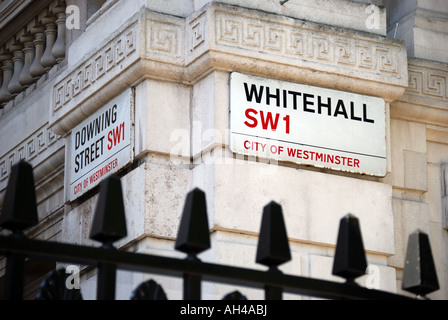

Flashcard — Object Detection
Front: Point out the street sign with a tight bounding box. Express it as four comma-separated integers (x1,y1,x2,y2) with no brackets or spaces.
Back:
70,88,133,201
230,73,387,176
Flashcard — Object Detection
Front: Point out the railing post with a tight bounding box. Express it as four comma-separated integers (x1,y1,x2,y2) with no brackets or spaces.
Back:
256,202,291,300
89,176,128,301
175,189,211,301
0,161,39,300
332,214,367,285
183,272,202,300
402,230,439,299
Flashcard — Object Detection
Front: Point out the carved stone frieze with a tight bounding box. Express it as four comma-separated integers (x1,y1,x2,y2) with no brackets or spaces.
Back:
407,59,448,103
0,125,61,186
391,58,448,126
49,3,408,136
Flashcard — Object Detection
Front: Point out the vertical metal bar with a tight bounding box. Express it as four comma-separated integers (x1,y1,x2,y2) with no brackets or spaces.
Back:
4,251,26,300
89,177,127,301
175,189,209,301
96,263,117,300
265,285,282,300
183,274,201,300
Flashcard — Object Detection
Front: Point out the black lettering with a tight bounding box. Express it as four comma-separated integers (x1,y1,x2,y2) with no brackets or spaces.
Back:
95,117,101,135
98,137,105,157
75,154,80,173
90,143,95,163
75,132,80,150
318,96,332,116
87,122,95,141
350,102,362,122
244,83,264,104
283,90,288,108
334,100,349,119
288,91,302,110
112,104,118,124
363,104,375,123
81,128,86,146
266,87,280,107
84,147,90,167
78,150,85,170
303,94,315,113
104,109,111,128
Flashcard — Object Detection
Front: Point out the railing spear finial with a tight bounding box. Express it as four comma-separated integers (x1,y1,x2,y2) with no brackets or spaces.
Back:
402,230,439,299
90,175,127,246
0,161,38,234
332,214,367,284
175,188,211,258
256,202,291,300
256,202,291,269
0,161,38,300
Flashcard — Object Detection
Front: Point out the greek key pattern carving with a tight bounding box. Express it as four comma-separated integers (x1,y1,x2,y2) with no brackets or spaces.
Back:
189,11,207,53
0,126,60,184
407,63,448,101
53,22,138,112
146,18,183,62
214,11,400,77
185,10,208,64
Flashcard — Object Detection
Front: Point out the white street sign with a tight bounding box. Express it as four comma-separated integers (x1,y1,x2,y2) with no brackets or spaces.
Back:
230,73,387,176
70,88,133,201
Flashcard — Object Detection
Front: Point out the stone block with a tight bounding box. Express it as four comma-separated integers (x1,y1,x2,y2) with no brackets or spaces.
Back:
309,255,397,293
385,119,427,189
213,160,394,255
191,71,231,159
201,231,302,300
135,79,191,158
143,161,192,239
403,150,427,192
388,198,429,268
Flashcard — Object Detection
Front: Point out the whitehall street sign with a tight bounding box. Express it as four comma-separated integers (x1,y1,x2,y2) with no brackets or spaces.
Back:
230,73,387,177
70,88,133,201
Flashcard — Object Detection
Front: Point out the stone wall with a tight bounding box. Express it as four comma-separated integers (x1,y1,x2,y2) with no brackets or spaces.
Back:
0,0,447,300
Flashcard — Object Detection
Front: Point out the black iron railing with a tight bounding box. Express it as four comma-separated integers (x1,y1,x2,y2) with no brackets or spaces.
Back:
0,161,440,300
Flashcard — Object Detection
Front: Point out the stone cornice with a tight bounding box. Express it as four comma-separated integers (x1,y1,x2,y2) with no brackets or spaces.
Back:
49,3,408,135
391,57,448,126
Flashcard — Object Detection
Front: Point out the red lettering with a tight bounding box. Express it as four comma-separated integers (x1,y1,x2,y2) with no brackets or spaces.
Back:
244,109,290,134
260,111,280,132
283,115,290,134
287,148,296,157
108,122,125,150
244,109,258,128
347,157,353,167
